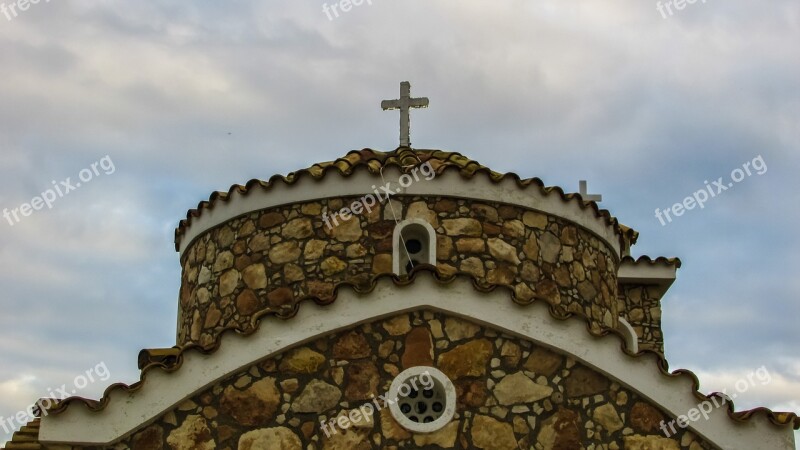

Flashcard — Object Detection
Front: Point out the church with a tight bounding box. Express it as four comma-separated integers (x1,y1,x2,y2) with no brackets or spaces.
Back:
3,82,797,449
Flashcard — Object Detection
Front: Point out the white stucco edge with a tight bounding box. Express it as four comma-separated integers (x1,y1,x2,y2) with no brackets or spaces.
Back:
176,167,622,257
39,274,794,449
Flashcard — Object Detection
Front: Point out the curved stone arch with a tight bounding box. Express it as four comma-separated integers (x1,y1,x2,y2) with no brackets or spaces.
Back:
392,218,438,275
39,274,792,449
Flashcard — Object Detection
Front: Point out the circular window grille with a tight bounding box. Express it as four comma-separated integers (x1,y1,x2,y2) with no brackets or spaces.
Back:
388,366,456,433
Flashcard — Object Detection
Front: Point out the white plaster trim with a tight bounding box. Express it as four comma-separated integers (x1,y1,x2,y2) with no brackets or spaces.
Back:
616,317,639,354
392,219,437,274
176,168,621,257
387,366,456,433
39,275,794,449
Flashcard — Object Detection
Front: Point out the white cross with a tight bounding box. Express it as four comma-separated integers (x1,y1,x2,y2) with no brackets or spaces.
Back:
579,180,602,202
381,81,429,148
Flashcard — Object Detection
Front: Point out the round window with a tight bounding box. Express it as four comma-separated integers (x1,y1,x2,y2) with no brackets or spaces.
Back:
388,366,456,433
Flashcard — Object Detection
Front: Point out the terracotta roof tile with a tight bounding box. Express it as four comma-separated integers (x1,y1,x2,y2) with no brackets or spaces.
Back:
42,267,799,432
1,419,41,450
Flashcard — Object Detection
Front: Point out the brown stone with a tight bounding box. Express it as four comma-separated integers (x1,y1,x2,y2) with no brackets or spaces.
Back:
438,339,492,379
260,212,285,228
577,280,598,301
554,265,571,287
380,408,411,440
238,427,302,450
487,266,515,285
561,226,578,245
536,408,581,450
623,435,680,450
483,223,502,235
166,415,214,450
307,280,334,298
372,253,392,274
301,202,322,215
471,415,516,450
282,218,313,239
500,341,521,366
243,263,267,289
220,378,281,426
267,287,293,307
291,380,342,413
437,236,454,259
471,204,499,222
203,305,221,328
460,257,485,277
442,218,482,236
434,198,458,212
521,261,540,282
269,241,301,264
456,238,485,253
402,326,434,368
630,401,665,433
249,234,270,253
523,346,563,376
279,347,326,374
537,279,561,304
457,380,488,408
332,330,371,359
565,365,609,398
344,361,380,401
498,205,518,219
131,425,163,450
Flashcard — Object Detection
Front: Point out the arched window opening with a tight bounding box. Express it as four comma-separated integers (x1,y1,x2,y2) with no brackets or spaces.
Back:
393,219,437,275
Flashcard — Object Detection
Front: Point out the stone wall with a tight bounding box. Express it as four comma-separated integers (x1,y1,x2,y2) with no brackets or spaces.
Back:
618,285,665,354
177,196,620,347
96,311,715,450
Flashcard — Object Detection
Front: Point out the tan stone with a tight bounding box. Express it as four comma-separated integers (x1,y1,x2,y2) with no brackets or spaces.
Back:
439,339,492,379
321,256,348,276
493,372,553,405
593,402,623,433
623,435,680,450
413,420,459,447
304,239,327,260
333,331,371,359
524,347,563,376
578,280,598,301
346,243,368,258
407,200,439,227
219,269,240,297
330,216,362,242
242,263,267,289
322,428,371,450
488,238,521,264
514,283,535,302
372,254,392,274
540,232,561,263
269,241,301,264
442,218,482,236
279,347,326,374
238,427,302,450
301,202,322,215
500,341,521,366
166,415,214,450
282,218,313,239
471,415,516,450
291,380,342,413
383,315,412,335
502,220,525,238
522,211,548,229
203,305,222,328
402,326,434,368
460,257,485,277
284,263,305,282
456,238,485,253
487,266,515,285
220,378,281,426
444,317,480,341
213,251,234,273
380,409,411,440
249,234,270,253
521,261,540,282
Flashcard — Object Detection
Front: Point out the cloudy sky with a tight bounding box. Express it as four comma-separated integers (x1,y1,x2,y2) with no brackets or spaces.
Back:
0,0,798,446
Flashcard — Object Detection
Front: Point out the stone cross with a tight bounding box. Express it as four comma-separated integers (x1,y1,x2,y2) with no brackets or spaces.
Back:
381,81,429,148
579,180,603,202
